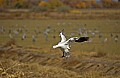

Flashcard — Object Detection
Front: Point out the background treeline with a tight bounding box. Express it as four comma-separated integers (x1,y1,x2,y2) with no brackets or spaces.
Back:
0,0,120,12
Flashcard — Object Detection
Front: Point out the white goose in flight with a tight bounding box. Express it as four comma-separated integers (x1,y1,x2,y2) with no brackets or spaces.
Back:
53,31,89,58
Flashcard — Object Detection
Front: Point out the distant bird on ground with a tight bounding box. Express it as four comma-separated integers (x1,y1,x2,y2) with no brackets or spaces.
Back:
44,26,51,41
103,38,108,43
110,33,113,38
0,26,5,33
13,29,19,36
114,35,118,43
21,33,26,40
9,33,13,39
99,33,103,38
32,35,36,42
53,30,89,58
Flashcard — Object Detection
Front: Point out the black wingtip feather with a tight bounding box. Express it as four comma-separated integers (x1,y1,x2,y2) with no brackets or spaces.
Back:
75,37,89,42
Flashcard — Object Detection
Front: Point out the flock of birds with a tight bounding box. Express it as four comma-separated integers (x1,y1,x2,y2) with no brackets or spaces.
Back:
0,22,119,58
0,25,51,43
0,23,119,43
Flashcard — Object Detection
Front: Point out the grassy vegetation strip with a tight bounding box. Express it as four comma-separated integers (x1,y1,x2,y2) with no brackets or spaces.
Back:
0,9,120,19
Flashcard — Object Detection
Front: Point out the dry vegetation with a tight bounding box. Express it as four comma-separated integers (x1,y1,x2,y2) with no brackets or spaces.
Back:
0,41,120,78
0,9,120,20
0,9,120,78
0,59,82,78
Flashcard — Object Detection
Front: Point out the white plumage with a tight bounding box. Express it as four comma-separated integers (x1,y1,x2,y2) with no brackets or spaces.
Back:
53,31,89,58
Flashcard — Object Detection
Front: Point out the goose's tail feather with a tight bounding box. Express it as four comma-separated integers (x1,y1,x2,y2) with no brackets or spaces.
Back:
53,45,59,49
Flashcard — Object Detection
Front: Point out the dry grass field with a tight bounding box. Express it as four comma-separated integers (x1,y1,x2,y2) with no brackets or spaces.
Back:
0,19,120,54
0,14,120,77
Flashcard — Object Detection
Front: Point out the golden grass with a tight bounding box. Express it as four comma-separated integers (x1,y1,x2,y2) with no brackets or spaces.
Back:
0,59,82,78
0,43,120,78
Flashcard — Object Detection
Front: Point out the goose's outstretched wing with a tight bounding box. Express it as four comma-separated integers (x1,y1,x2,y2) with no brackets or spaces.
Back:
66,37,89,44
60,32,66,43
66,37,79,44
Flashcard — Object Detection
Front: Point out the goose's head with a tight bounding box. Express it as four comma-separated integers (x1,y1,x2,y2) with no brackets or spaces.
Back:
59,32,62,36
59,29,64,36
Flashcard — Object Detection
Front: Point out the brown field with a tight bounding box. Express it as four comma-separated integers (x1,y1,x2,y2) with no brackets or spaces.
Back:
0,41,120,78
0,9,120,78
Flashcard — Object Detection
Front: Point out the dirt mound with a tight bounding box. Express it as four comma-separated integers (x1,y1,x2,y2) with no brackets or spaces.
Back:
0,44,120,78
